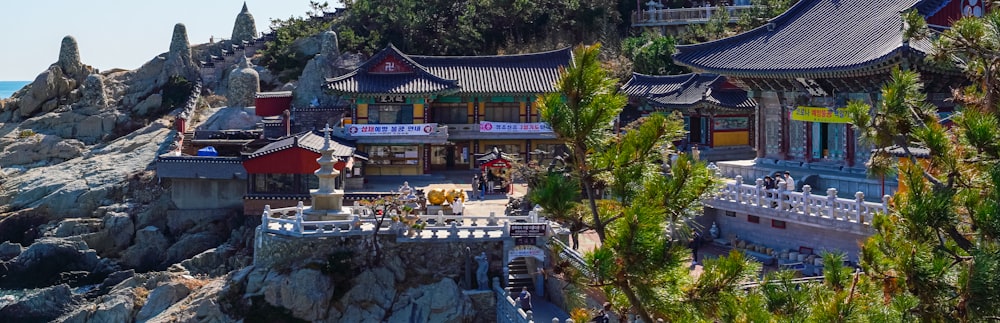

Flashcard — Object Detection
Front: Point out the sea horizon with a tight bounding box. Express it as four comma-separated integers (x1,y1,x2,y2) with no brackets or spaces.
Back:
0,81,31,99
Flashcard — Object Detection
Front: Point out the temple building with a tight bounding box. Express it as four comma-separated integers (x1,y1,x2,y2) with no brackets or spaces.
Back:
326,45,569,176
620,73,756,161
672,0,972,199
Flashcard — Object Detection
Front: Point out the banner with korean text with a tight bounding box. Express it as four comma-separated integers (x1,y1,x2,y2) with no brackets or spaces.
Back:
479,121,552,133
347,123,437,136
791,106,852,124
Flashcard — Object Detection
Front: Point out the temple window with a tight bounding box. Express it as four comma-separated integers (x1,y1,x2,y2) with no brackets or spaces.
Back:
432,104,468,124
484,104,520,123
369,105,414,124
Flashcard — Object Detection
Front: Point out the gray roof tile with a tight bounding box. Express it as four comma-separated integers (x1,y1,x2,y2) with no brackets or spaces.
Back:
327,45,570,95
248,131,366,160
673,0,935,78
621,73,755,110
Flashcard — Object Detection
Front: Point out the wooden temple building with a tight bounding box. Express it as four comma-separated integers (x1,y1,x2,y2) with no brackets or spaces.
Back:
326,45,569,176
672,0,973,199
621,73,756,161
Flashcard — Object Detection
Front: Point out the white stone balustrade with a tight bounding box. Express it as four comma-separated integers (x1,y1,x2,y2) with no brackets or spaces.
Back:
263,205,533,242
707,175,891,234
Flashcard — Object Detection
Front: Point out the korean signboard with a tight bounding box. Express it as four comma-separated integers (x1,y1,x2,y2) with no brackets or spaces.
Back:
480,121,553,133
509,223,548,237
347,123,437,136
791,106,852,124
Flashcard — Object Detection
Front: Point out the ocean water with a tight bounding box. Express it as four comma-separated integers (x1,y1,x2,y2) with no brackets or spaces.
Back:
1,81,30,99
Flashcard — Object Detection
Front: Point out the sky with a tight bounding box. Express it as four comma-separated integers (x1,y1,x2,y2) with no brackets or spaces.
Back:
0,1,342,81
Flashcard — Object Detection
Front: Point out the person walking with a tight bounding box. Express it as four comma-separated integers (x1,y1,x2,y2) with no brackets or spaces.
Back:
689,231,702,265
518,287,532,312
478,173,486,200
784,171,796,192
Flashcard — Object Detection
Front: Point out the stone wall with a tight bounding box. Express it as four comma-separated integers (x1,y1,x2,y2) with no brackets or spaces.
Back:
703,207,868,261
255,228,506,287
170,179,244,210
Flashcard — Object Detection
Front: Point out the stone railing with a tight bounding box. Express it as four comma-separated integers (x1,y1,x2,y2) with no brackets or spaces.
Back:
707,176,891,233
549,238,591,277
261,202,536,242
631,5,753,27
495,277,579,323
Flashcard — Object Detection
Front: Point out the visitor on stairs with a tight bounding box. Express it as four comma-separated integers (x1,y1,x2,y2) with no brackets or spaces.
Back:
518,287,532,312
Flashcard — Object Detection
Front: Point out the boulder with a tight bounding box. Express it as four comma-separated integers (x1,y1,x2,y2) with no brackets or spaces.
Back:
0,284,80,322
51,218,103,237
146,278,232,323
386,278,475,323
0,241,23,261
262,268,334,321
0,133,86,167
121,226,170,270
133,93,163,117
4,237,100,288
165,232,224,265
61,290,135,323
135,281,193,322
180,247,227,276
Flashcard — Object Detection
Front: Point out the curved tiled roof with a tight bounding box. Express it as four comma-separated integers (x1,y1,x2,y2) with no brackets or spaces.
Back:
673,0,934,78
248,130,366,160
327,45,570,95
621,73,755,110
410,48,572,94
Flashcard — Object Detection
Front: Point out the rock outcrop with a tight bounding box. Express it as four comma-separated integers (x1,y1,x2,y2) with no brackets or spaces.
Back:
0,284,82,322
1,237,103,288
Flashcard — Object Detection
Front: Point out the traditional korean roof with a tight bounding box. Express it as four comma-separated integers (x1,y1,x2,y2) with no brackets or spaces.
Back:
327,45,570,96
255,91,292,99
672,0,937,78
409,48,571,94
621,73,755,110
248,130,368,160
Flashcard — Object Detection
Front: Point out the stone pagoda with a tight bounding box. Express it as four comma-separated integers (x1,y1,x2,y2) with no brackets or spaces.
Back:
304,125,351,220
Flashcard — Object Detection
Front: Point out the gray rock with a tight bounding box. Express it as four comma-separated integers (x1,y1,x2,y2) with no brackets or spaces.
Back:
180,247,227,276
164,232,224,265
5,237,99,288
18,65,74,117
133,93,163,117
0,241,23,261
147,278,233,323
0,284,80,322
121,226,170,270
230,3,257,44
65,290,135,323
263,268,334,321
51,218,103,237
0,133,85,167
136,281,193,322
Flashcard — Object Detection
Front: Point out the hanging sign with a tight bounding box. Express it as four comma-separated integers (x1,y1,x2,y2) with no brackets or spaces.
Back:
791,106,852,124
508,245,545,261
480,121,552,133
510,223,548,237
347,123,437,136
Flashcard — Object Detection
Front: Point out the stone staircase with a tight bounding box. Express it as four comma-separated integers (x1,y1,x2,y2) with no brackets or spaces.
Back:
506,257,534,294
180,131,197,156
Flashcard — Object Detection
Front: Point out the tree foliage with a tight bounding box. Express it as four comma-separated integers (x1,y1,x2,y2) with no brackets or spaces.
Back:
257,1,335,82
336,0,622,57
621,33,687,75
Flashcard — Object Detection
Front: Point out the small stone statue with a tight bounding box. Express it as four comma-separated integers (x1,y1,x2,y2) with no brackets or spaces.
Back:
710,221,720,239
399,181,412,196
475,252,489,290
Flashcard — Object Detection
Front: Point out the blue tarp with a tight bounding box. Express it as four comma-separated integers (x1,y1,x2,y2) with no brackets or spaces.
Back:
197,146,218,156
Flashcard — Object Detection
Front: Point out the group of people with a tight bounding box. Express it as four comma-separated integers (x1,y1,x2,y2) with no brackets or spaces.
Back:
763,171,796,192
472,171,503,200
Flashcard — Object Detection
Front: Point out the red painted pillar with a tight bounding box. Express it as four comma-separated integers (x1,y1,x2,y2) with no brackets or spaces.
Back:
846,124,855,167
805,122,813,162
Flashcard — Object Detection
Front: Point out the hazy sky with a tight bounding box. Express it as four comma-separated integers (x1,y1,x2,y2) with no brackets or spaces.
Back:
0,1,342,81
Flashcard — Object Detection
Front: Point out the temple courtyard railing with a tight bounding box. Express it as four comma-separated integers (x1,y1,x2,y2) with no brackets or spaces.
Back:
705,176,891,234
632,5,754,27
260,202,537,242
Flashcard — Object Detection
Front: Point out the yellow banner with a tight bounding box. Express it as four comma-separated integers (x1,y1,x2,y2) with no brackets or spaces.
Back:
791,106,851,123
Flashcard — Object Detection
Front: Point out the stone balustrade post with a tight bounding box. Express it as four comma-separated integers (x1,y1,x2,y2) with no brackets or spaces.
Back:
488,211,498,226
449,222,460,240
262,204,270,226
295,207,304,234
855,191,865,224
801,185,812,215
882,195,892,214
437,210,446,227
566,319,575,323
826,188,838,220
352,214,361,231
526,310,533,320
735,175,744,203
755,178,764,207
